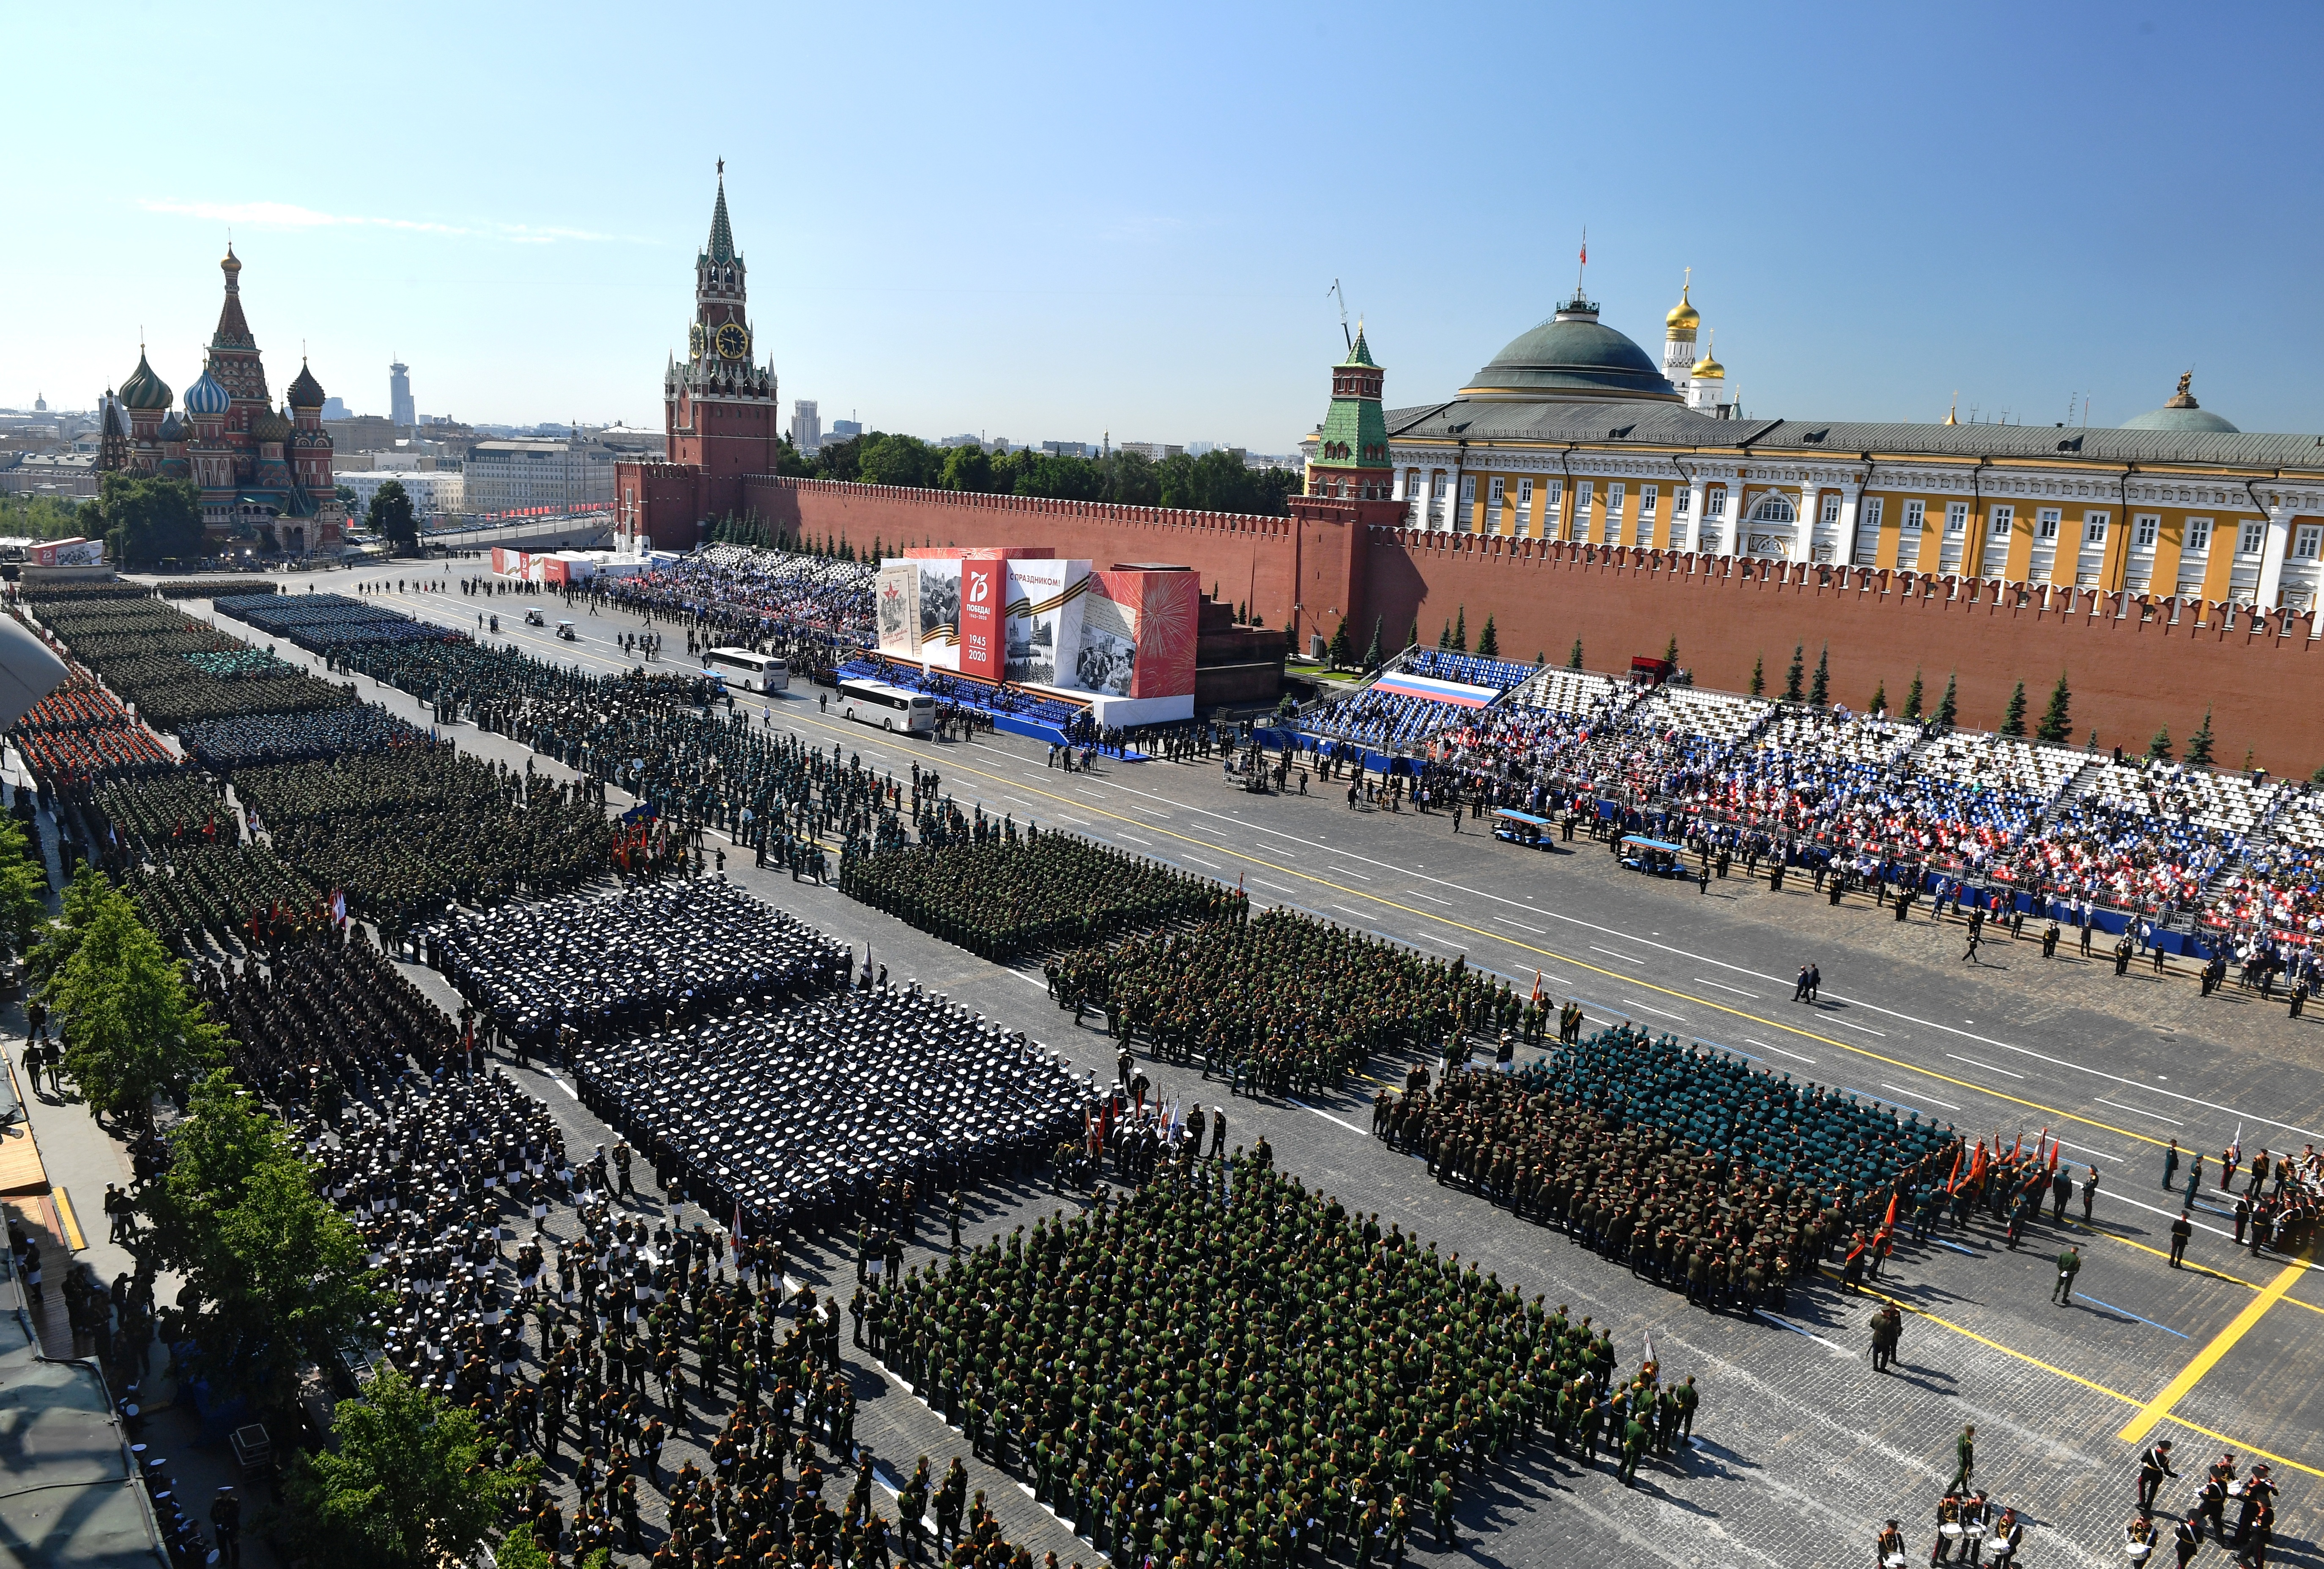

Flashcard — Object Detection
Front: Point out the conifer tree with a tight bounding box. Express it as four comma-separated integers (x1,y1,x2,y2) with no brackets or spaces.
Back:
2035,670,2073,743
2000,682,2028,736
1903,669,1924,721
1936,672,1958,727
1568,638,1585,670
2186,708,2216,765
1784,644,1805,702
1809,645,1830,706
1749,654,1765,697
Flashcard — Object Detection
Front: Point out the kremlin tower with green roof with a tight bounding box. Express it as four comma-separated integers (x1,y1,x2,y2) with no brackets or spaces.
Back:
1305,325,1394,501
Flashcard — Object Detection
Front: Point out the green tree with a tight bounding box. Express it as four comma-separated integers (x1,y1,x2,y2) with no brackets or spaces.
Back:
1868,679,1888,715
812,435,865,482
1784,644,1805,702
1809,645,1830,706
940,444,994,494
278,1369,531,1569
1903,668,1924,722
1407,617,1419,651
856,433,942,489
2034,670,2073,743
1437,620,1451,651
145,1072,378,1416
1937,672,1958,727
1568,638,1584,671
772,433,816,478
2000,682,2028,737
0,815,47,966
1452,607,1467,652
2147,726,2173,761
1749,654,1765,697
333,483,358,505
1663,635,1679,668
1101,449,1162,506
0,494,93,539
2185,708,2216,766
43,879,227,1125
1361,617,1383,672
1328,615,1352,669
89,473,205,567
1475,615,1499,658
366,480,419,555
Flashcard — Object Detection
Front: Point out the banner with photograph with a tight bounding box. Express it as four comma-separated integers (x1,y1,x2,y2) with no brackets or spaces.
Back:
916,558,962,657
1002,558,1086,686
875,560,919,657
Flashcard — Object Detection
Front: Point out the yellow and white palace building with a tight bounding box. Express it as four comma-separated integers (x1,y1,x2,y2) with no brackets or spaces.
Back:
1328,282,2324,611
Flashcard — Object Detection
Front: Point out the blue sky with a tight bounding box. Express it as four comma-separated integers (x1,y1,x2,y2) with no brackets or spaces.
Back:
6,2,2321,448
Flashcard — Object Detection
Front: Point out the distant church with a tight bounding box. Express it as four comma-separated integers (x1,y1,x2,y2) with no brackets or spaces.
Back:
102,246,344,553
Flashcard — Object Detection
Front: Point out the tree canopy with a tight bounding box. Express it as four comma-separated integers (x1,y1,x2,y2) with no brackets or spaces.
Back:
367,480,419,554
797,434,1299,516
85,473,204,566
277,1369,530,1569
39,870,226,1123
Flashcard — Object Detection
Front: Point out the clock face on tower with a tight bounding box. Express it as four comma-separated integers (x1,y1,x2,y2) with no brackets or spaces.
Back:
690,323,706,356
716,323,748,360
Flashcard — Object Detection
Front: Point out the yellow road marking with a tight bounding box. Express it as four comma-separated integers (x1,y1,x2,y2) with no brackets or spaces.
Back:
52,1185,84,1251
1834,1270,2324,1479
2066,1221,2324,1312
2118,1260,2307,1445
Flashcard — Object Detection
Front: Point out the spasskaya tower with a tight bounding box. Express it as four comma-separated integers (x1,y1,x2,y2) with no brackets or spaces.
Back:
666,163,778,479
617,166,782,550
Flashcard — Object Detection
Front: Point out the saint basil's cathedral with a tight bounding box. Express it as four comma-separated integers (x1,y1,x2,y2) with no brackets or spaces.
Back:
101,246,345,552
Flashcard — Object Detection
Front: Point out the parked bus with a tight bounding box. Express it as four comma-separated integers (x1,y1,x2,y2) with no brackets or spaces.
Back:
837,678,936,734
705,646,789,693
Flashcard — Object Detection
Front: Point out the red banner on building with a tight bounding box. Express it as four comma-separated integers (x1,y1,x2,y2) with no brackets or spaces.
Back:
959,558,1004,679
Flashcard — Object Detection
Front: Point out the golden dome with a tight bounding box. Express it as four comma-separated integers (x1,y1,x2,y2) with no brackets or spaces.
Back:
1690,329,1724,380
1665,282,1700,336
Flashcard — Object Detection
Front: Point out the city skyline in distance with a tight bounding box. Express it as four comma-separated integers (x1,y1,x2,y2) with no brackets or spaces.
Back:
6,3,2323,449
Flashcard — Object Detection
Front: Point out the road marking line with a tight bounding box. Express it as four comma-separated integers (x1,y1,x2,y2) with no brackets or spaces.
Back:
2056,1139,2122,1163
1834,1019,1889,1036
731,707,2214,1158
2118,1260,2306,1444
1184,856,1222,869
1405,889,1452,905
1946,1053,2026,1080
1623,998,1689,1022
2074,1293,2188,1339
1880,1082,1961,1112
1330,867,1373,880
2097,1098,2186,1127
1287,1097,1369,1135
1496,916,1548,933
1694,978,1761,998
1752,1310,1849,1355
1589,945,1645,964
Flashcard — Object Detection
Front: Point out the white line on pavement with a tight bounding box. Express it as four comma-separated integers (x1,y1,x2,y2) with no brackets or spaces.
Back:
1694,978,1762,997
1405,889,1453,905
1946,1053,2026,1080
2097,1097,2186,1127
1881,1082,1962,1111
1590,945,1645,964
1287,1097,1369,1135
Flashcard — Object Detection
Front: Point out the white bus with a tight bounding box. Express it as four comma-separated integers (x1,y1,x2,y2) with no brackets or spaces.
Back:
838,678,937,734
705,647,789,693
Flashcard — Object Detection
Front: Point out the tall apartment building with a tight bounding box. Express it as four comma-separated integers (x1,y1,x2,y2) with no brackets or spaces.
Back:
389,360,414,427
790,399,821,452
462,438,616,515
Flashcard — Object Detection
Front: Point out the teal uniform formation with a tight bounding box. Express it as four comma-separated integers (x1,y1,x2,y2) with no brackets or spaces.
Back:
841,832,1233,961
1519,1028,1958,1206
1377,1049,1955,1310
1048,911,1529,1096
880,1159,1706,1568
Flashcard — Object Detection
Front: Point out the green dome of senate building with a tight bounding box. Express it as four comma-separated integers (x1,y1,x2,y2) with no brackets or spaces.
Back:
2121,373,2239,433
1463,290,1678,402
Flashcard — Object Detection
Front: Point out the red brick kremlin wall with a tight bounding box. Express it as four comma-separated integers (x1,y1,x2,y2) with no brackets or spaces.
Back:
734,476,2324,773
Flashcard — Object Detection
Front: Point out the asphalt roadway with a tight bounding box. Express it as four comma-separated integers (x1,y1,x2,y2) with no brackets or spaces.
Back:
196,563,2324,1569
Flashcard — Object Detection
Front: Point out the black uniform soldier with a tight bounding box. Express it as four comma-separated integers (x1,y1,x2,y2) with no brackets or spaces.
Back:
2169,1211,2193,1268
2138,1441,2178,1512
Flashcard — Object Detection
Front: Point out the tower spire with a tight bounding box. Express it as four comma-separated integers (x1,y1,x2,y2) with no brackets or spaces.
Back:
706,164,736,264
